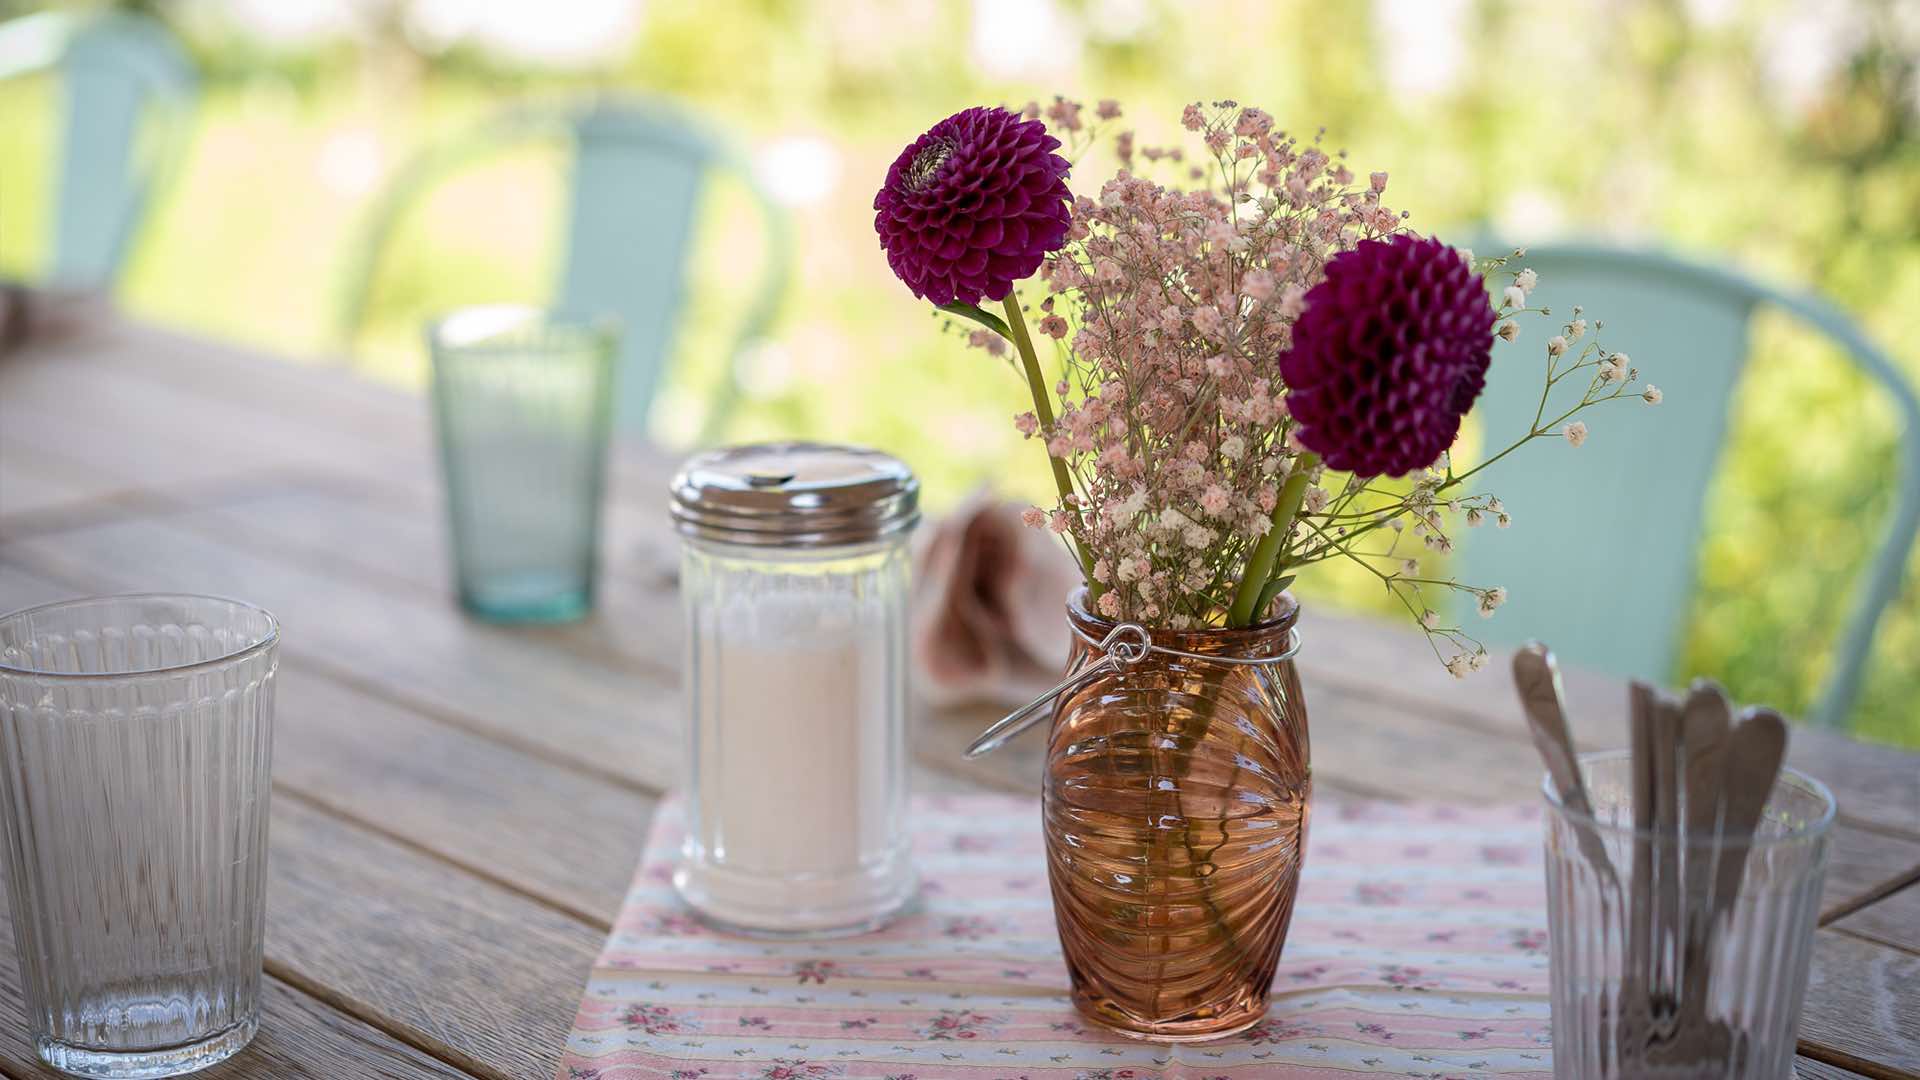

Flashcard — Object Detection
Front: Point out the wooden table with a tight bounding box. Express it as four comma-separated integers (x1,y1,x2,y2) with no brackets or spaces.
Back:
0,317,1914,1080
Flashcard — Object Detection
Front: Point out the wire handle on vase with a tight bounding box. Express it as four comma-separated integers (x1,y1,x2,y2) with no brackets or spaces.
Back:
962,621,1302,758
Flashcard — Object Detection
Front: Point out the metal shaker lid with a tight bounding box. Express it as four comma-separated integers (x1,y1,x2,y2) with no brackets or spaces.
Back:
669,442,920,548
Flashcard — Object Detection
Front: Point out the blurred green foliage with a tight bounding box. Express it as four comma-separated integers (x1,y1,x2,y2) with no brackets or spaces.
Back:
2,0,1917,745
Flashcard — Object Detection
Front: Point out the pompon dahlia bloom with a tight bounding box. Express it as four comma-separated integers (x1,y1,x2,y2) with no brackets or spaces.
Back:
1279,235,1497,477
873,106,1072,307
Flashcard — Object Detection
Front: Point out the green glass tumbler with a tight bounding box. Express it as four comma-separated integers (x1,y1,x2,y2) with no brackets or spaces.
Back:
427,306,618,623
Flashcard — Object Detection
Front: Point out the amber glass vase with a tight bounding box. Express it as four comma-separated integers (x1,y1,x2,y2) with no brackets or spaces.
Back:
1044,588,1310,1042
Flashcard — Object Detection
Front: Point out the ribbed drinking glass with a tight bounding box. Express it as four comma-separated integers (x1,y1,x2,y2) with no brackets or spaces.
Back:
428,306,619,623
1543,750,1834,1079
0,595,279,1078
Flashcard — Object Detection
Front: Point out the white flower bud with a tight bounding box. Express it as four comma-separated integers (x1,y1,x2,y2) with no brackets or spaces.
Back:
1502,285,1527,309
1478,586,1508,617
1515,268,1538,292
1547,335,1568,357
1563,421,1588,448
1642,384,1663,405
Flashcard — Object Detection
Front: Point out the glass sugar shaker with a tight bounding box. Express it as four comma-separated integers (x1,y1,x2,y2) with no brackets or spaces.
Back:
669,442,919,936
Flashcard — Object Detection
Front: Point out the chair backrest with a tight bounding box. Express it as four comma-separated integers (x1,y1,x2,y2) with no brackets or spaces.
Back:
1457,244,1920,728
0,10,196,288
337,98,791,437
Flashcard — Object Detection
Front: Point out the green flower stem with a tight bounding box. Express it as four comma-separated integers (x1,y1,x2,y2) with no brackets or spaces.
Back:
1227,452,1319,627
1151,658,1262,1014
1001,294,1095,581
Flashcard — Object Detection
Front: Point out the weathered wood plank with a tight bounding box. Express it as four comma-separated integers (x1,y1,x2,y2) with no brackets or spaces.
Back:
1,513,679,792
0,557,654,927
1785,731,1920,841
1797,1058,1881,1079
264,798,604,1080
270,672,655,928
0,564,79,615
1297,607,1920,839
0,859,477,1079
188,981,481,1080
174,485,678,651
0,347,427,495
1798,930,1920,1078
1833,877,1920,958
24,316,680,518
1823,833,1920,926
917,668,1550,803
0,438,134,524
52,321,432,453
0,978,479,1080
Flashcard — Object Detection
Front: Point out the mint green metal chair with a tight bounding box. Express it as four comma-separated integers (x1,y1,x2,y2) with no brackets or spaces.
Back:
1458,244,1920,729
0,9,196,288
336,98,792,439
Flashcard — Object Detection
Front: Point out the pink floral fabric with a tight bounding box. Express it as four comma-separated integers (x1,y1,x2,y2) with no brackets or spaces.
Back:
559,796,1552,1079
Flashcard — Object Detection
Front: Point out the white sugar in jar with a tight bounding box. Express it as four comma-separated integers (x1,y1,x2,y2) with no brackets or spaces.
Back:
669,443,917,936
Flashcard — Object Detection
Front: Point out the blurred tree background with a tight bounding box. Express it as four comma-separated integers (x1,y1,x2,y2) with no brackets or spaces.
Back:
2,0,1917,745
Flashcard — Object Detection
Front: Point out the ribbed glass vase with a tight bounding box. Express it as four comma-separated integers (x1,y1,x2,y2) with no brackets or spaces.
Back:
0,595,278,1079
1043,589,1310,1042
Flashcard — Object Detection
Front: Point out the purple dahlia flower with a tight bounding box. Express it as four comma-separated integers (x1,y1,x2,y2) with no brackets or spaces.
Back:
873,106,1072,307
1279,235,1496,477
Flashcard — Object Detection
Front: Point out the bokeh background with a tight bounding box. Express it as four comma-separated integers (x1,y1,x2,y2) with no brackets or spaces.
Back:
3,0,1917,746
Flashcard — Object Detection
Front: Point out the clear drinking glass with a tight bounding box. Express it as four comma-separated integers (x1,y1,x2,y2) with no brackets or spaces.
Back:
428,306,618,623
1543,750,1834,1080
0,595,279,1078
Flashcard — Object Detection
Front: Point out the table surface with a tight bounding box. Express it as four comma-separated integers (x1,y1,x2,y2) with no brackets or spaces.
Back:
0,318,1914,1080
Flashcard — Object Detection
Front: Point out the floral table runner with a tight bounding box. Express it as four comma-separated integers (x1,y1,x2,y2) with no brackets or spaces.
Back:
560,796,1553,1079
